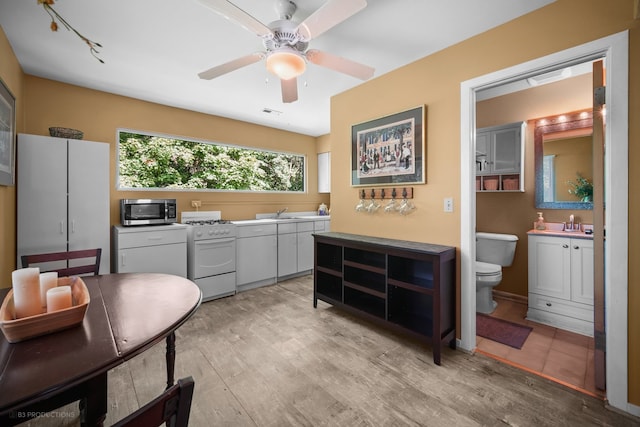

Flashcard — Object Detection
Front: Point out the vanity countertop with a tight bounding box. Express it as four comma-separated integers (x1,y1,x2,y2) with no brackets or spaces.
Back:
527,229,594,240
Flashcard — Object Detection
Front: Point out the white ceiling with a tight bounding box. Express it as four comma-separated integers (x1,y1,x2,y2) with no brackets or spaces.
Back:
0,0,554,137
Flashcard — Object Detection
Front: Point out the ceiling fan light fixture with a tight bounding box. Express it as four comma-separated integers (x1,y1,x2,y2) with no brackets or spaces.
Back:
266,49,306,80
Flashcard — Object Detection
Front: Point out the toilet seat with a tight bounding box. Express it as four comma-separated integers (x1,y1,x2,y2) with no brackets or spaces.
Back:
476,261,501,276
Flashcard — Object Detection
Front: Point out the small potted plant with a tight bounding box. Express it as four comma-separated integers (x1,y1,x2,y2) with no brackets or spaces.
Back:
567,173,593,202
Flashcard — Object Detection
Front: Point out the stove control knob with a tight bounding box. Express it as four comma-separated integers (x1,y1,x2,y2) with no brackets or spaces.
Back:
208,230,215,236
196,230,203,237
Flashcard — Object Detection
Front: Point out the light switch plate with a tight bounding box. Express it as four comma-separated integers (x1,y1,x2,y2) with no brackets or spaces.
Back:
444,197,454,212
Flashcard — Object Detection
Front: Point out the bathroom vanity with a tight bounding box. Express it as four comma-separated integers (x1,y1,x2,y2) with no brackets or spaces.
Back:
526,228,594,336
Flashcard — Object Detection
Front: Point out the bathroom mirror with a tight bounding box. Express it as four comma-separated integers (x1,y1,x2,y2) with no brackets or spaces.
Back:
534,109,593,210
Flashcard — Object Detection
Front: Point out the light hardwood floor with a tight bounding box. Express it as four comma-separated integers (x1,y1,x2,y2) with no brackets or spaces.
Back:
20,275,639,426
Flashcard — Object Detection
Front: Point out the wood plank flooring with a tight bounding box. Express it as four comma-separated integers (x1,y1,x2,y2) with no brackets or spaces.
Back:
18,275,639,426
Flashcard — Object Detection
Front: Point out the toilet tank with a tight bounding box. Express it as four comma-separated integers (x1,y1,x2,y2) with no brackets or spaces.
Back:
476,232,518,266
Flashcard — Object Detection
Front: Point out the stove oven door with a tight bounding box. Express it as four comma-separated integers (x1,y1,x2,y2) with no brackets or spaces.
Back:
193,237,236,277
193,237,236,301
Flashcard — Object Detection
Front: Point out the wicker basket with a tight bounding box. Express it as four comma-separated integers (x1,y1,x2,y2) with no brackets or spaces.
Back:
49,127,84,140
502,178,519,191
0,277,89,343
483,177,498,191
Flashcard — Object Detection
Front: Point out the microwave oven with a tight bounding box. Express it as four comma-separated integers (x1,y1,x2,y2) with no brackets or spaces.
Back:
120,199,177,226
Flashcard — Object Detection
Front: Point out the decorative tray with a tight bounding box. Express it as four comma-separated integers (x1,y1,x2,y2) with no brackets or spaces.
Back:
0,277,90,343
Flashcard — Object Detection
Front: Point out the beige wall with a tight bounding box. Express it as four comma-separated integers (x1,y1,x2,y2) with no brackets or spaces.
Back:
329,0,639,404
19,76,330,245
0,29,23,287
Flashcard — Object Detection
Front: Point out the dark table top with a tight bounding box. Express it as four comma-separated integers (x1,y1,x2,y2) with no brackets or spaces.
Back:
0,273,202,415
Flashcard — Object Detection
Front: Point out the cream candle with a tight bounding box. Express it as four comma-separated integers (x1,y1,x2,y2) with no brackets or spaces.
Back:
12,268,42,318
39,272,58,309
46,286,73,313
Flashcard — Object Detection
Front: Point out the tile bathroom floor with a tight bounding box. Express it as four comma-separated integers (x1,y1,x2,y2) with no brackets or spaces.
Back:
475,294,603,399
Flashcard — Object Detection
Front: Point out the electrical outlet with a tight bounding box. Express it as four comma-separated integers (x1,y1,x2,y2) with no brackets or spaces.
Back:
444,197,454,213
191,200,202,208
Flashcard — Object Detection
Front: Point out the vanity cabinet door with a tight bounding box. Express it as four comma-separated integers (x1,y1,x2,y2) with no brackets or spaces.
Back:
528,235,571,300
570,238,594,305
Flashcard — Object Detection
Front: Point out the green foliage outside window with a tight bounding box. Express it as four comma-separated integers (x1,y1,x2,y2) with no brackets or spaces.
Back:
118,131,305,192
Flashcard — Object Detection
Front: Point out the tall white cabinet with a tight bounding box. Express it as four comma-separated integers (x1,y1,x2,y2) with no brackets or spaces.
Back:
17,134,110,274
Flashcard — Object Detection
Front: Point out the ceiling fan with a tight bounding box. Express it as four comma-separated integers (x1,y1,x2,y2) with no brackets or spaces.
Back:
197,0,375,103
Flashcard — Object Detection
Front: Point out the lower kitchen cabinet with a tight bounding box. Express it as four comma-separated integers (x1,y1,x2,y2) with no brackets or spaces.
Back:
313,232,456,365
236,223,277,291
526,233,594,336
112,224,187,277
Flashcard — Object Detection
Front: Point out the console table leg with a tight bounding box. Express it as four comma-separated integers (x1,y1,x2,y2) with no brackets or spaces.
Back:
80,373,107,427
165,331,176,389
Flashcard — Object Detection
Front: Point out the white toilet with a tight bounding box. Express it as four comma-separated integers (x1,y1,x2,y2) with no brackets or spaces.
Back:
476,232,518,314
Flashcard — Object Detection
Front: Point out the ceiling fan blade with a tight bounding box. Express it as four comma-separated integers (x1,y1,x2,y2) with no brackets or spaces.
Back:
198,52,265,80
281,77,298,103
297,0,367,40
197,0,273,38
306,49,374,80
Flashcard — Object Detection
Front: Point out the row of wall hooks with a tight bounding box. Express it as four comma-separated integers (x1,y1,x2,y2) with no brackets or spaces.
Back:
355,187,416,215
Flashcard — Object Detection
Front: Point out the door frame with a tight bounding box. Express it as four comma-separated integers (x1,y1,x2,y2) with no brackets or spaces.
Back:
459,31,631,413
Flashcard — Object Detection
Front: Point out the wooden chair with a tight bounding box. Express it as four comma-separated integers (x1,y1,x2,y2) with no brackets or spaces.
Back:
21,248,102,276
112,376,195,427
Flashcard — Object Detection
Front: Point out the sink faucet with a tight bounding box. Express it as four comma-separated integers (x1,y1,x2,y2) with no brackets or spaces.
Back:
569,214,575,231
276,207,288,218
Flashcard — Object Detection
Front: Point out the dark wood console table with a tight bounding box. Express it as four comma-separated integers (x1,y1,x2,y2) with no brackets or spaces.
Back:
313,232,456,365
0,273,202,426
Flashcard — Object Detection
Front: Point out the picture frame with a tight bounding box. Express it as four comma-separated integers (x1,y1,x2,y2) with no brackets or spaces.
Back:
0,78,16,186
351,105,426,187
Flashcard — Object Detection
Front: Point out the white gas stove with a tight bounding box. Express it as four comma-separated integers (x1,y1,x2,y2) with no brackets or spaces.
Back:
181,211,236,301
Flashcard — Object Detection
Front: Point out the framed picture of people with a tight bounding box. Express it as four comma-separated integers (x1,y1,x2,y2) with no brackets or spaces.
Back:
351,105,425,187
0,78,16,186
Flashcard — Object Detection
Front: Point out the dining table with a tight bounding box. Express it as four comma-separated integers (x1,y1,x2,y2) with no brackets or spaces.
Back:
0,272,202,426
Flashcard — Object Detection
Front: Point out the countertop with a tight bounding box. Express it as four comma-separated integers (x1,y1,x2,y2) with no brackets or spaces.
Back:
232,216,330,226
527,229,594,240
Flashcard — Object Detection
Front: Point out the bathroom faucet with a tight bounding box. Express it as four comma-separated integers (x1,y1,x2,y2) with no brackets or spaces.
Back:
569,214,575,231
276,207,288,218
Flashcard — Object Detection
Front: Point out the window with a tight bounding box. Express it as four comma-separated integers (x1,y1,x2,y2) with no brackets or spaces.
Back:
117,130,305,192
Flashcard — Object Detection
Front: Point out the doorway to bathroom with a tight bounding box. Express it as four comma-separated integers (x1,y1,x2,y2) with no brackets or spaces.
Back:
459,31,629,411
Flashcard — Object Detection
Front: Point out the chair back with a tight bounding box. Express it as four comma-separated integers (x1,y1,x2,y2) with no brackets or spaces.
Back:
112,376,195,427
21,248,102,276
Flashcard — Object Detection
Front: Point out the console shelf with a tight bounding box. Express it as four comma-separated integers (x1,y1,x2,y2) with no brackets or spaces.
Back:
313,232,456,365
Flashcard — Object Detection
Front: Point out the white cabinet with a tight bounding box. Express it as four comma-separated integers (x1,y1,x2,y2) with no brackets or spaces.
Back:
236,223,277,290
17,134,110,274
476,122,524,192
318,152,331,193
526,234,594,336
112,224,187,276
296,221,314,272
277,223,297,277
277,221,317,279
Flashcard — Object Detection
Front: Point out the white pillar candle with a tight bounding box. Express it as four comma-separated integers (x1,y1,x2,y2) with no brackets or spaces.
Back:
12,268,42,318
39,272,58,309
46,286,73,313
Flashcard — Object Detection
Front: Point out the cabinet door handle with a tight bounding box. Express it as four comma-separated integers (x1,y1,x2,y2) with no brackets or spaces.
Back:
59,221,65,234
574,245,579,250
121,253,126,266
562,244,569,248
546,302,552,307
71,220,76,234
